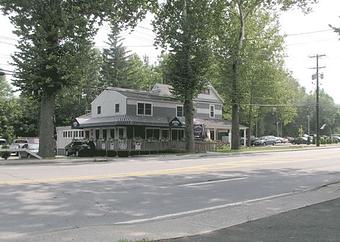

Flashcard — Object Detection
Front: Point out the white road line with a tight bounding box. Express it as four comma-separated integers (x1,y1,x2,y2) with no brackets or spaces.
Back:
114,191,295,225
178,177,248,187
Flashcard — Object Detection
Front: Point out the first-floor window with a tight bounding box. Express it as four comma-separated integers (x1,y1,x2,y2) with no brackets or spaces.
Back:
63,131,67,138
161,129,169,140
146,128,160,140
171,129,184,141
95,130,100,139
118,128,125,139
110,129,115,139
103,129,107,141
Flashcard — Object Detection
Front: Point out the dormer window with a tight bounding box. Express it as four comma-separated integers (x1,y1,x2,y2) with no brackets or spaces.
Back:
209,104,215,118
97,106,101,115
137,102,152,116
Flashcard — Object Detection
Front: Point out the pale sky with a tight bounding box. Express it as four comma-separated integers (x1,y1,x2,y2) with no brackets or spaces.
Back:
1,1,340,103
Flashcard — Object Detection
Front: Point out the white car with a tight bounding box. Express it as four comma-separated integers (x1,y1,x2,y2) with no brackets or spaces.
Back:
10,138,29,155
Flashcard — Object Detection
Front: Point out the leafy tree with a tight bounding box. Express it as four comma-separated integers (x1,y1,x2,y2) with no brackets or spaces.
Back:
56,48,103,126
0,73,12,99
213,0,317,149
0,0,154,157
153,0,214,152
13,96,40,138
0,74,17,141
126,54,162,90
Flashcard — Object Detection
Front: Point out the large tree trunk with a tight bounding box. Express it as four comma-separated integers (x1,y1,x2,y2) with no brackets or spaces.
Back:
184,99,194,153
231,1,245,150
231,102,240,149
39,92,56,158
247,105,253,147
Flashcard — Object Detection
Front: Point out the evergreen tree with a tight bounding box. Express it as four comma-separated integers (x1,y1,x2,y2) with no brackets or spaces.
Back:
101,23,133,88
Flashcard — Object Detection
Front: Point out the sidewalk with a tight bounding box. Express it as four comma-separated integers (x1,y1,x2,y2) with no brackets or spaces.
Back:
160,197,340,242
1,144,339,166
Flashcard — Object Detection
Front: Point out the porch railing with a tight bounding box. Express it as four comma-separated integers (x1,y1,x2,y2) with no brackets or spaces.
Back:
95,139,217,153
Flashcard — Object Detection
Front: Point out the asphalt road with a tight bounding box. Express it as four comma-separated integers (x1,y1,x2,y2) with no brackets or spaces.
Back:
0,147,340,241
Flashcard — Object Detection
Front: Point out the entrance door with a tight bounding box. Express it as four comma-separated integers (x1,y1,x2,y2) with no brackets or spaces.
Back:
210,130,215,140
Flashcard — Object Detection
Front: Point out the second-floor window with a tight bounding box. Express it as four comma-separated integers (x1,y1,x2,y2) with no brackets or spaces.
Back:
210,104,215,118
97,106,101,115
137,102,152,116
176,106,183,117
115,104,120,113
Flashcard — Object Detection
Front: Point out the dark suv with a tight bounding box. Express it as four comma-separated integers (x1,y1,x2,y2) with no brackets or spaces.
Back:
65,140,93,156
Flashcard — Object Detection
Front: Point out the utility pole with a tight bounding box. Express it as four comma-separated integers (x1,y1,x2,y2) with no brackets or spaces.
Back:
310,54,325,147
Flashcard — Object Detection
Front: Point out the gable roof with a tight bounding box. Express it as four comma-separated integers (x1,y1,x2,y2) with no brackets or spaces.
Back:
104,83,224,104
106,87,179,103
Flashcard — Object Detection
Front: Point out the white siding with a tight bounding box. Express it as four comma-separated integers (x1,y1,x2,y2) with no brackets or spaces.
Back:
91,90,127,117
56,126,85,149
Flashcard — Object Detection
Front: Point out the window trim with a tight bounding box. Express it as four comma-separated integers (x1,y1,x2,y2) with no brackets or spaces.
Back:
209,104,215,118
136,102,153,116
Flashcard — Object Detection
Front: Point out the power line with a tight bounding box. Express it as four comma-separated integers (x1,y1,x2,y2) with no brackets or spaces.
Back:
285,29,333,37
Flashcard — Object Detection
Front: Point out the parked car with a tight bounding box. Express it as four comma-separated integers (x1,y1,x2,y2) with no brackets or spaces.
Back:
241,136,257,146
253,136,277,146
292,136,308,145
0,138,7,148
10,138,29,155
65,140,92,156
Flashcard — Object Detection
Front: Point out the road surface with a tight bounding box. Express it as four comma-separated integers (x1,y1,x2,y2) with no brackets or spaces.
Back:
0,147,340,241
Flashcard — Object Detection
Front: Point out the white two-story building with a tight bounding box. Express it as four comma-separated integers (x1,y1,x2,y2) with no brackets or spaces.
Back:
56,83,247,154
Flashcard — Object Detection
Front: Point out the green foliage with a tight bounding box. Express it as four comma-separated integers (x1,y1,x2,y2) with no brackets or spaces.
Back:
153,0,214,101
153,0,215,152
101,23,133,88
0,0,154,157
